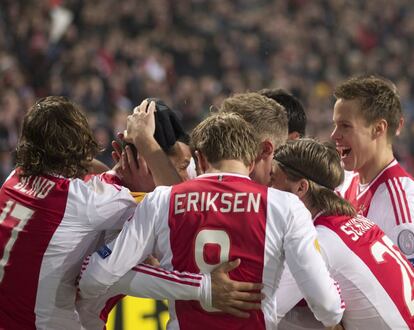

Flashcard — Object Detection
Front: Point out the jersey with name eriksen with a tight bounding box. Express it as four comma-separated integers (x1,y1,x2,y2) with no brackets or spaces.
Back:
80,173,344,330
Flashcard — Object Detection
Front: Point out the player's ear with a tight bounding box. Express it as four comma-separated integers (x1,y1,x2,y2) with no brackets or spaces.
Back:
194,150,207,174
287,131,301,141
295,178,309,199
372,119,387,139
256,139,274,161
396,116,404,136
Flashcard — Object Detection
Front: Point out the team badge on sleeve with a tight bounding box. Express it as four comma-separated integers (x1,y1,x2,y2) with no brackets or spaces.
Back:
397,229,414,255
97,245,112,259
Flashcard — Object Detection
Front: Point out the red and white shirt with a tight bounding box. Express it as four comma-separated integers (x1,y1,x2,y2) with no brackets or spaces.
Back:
0,170,137,329
277,213,414,329
79,173,344,329
339,160,414,262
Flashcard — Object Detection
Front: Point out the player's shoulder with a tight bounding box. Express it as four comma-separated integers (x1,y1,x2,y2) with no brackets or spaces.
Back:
375,173,414,201
267,187,308,215
75,173,123,192
67,175,134,208
142,185,172,202
336,170,358,196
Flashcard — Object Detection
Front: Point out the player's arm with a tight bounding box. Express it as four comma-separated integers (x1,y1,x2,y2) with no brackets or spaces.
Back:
374,180,414,266
79,186,169,298
124,99,182,187
84,175,138,231
107,259,262,316
275,264,303,318
282,196,344,327
77,259,263,329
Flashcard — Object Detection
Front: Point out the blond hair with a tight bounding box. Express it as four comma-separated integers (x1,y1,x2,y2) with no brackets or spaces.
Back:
274,139,355,216
220,92,288,148
190,112,259,166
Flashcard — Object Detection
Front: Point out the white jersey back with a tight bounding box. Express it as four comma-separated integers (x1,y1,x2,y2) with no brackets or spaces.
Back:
0,170,136,329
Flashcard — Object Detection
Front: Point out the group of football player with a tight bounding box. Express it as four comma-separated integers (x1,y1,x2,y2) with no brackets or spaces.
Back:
0,75,413,330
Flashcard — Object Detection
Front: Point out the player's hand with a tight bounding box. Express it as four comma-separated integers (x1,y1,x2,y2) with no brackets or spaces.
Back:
125,99,156,146
120,145,156,192
211,258,264,318
143,255,160,267
111,133,156,192
111,133,124,164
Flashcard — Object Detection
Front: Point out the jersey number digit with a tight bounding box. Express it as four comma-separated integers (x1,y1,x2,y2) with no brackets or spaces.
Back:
194,229,230,311
371,236,414,316
0,200,34,282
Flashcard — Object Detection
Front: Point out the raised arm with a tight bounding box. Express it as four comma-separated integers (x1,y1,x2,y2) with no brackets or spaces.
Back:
125,99,182,186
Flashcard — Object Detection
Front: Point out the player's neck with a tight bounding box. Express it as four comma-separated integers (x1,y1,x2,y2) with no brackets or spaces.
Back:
205,160,251,177
358,146,394,184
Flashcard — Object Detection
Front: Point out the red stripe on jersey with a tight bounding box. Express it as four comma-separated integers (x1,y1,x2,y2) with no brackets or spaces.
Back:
168,175,267,329
133,267,201,287
84,172,123,191
134,264,203,281
0,172,69,329
344,161,412,221
391,178,406,224
315,215,414,328
386,180,402,225
396,178,412,223
99,294,125,327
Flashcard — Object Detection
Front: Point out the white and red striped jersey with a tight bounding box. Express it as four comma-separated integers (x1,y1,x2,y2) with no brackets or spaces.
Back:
339,160,414,263
277,213,414,329
79,173,344,329
0,169,136,329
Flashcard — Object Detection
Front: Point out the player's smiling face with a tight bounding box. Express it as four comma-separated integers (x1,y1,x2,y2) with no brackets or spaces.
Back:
331,98,376,173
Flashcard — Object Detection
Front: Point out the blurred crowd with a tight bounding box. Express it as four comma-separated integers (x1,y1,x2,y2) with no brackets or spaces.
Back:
1,0,414,183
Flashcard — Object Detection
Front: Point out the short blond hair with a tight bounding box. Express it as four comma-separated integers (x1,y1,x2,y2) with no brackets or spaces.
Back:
220,92,288,148
190,112,259,166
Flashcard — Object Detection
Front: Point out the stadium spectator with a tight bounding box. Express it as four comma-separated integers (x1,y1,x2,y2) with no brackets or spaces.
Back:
273,138,414,329
332,76,414,265
79,112,344,329
1,1,414,182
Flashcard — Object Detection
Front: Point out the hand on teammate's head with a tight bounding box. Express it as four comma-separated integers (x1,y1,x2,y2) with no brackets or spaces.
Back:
124,100,157,146
112,132,156,192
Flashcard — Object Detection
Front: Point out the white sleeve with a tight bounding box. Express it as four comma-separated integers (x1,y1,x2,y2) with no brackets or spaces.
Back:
368,178,414,262
276,264,303,318
77,264,212,328
112,264,211,305
283,199,344,327
77,176,137,230
79,186,171,298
